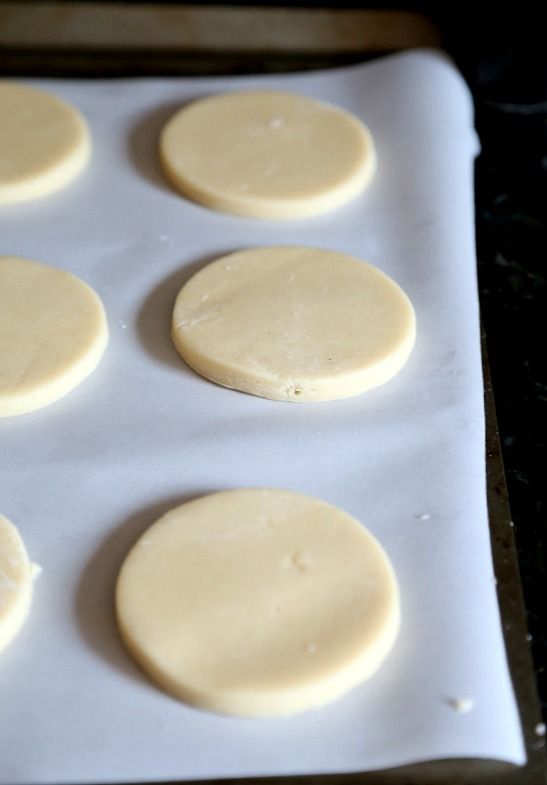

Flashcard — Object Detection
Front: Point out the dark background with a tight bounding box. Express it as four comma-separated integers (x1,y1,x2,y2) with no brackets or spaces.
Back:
437,5,547,725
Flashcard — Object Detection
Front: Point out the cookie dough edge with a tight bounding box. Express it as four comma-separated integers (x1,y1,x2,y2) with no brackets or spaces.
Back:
0,514,35,654
171,310,415,402
159,129,376,220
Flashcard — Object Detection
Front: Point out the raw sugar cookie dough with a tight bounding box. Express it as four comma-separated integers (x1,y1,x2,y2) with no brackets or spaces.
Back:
0,82,90,205
0,515,37,654
0,256,108,416
116,489,400,716
160,90,376,219
171,246,416,401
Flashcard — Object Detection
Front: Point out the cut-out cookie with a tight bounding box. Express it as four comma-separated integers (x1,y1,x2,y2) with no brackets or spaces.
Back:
160,90,375,219
0,256,108,416
0,514,37,654
171,246,415,401
0,82,90,204
116,489,400,716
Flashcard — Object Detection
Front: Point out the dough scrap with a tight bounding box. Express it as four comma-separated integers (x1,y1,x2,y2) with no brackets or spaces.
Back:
0,256,108,417
159,90,375,219
0,515,35,654
0,82,90,205
116,489,400,716
171,246,416,402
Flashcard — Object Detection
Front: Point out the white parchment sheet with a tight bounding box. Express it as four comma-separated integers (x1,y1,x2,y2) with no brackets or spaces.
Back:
0,51,525,783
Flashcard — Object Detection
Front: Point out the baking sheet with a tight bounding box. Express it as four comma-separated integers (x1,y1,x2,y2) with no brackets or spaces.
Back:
0,50,525,782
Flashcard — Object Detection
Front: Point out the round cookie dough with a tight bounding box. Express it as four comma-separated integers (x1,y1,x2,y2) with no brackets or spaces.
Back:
0,515,36,654
0,256,108,416
171,246,416,402
0,82,90,205
159,90,375,219
116,489,400,716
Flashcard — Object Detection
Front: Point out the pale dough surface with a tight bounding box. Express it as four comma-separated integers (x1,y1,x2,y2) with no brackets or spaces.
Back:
0,515,35,654
116,489,400,716
0,82,90,205
172,246,416,401
0,256,108,417
159,90,375,219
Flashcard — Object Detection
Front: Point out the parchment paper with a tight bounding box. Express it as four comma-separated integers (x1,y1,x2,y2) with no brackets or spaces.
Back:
0,50,525,783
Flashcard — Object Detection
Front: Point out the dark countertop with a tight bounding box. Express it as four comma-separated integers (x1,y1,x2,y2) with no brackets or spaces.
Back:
471,62,546,728
433,4,546,733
